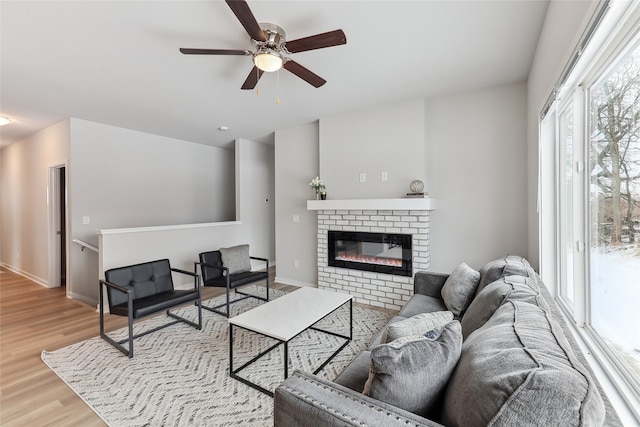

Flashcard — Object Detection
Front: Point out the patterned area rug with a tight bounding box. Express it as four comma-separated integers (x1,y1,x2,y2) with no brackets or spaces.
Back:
42,287,390,426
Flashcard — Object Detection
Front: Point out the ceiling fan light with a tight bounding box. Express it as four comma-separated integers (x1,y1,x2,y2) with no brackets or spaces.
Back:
254,50,283,72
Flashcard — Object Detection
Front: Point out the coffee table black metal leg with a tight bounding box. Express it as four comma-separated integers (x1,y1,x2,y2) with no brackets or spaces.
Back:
229,324,234,376
350,299,353,340
284,341,288,379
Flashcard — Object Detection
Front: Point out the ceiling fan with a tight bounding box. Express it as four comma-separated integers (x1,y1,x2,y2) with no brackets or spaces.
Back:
180,0,346,90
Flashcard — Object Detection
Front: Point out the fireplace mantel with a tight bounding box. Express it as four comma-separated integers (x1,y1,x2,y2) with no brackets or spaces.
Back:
307,198,435,211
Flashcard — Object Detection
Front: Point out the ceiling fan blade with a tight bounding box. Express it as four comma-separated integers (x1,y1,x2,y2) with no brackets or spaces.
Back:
225,0,267,42
180,48,251,56
283,60,326,88
241,66,264,90
285,29,346,53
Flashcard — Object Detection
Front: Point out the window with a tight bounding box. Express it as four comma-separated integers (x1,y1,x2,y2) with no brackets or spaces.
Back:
558,102,575,309
588,36,640,390
541,2,640,420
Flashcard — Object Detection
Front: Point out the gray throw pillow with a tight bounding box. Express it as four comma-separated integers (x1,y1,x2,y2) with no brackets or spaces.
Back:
441,263,480,317
386,311,454,343
220,244,251,274
364,321,463,417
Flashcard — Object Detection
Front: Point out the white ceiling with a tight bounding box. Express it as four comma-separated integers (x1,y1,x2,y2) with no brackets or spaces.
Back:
0,0,549,149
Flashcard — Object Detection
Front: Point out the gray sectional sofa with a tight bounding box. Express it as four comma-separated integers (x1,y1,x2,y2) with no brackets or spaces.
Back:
273,256,622,426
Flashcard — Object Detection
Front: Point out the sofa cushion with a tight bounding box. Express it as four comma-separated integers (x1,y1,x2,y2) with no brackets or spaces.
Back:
398,294,447,318
442,301,605,427
441,263,480,317
461,275,540,339
386,311,454,343
364,321,463,417
475,255,535,297
220,244,251,274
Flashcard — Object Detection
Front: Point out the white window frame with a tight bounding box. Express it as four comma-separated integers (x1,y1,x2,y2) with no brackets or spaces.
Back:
540,1,640,423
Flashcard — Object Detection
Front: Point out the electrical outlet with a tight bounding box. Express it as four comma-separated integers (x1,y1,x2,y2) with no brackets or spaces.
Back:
293,214,300,223
83,216,90,225
381,171,388,182
294,259,299,269
359,172,366,183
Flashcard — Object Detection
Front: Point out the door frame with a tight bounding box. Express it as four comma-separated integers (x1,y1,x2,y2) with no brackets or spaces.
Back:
47,161,69,294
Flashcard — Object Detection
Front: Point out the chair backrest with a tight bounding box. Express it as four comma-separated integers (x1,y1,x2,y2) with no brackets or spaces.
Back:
199,251,223,282
104,259,174,308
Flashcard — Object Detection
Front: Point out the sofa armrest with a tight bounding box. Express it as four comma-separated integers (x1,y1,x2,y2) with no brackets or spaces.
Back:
274,370,442,427
413,271,449,298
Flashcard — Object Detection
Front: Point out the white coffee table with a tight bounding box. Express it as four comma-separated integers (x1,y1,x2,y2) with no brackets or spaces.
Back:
228,287,353,396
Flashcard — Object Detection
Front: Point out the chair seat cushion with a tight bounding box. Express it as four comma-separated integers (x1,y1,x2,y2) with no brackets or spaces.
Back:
111,289,200,318
203,270,268,288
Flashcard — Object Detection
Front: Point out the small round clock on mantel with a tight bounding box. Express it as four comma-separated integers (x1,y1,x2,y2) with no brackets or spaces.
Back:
409,180,424,193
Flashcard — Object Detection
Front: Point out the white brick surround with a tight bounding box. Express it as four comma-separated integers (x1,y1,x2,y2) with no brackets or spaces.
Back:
316,209,431,311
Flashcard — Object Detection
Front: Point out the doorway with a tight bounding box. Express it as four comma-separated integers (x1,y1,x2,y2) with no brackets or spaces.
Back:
48,163,68,290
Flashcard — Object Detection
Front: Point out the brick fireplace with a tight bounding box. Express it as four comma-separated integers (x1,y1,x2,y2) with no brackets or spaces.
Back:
308,199,434,311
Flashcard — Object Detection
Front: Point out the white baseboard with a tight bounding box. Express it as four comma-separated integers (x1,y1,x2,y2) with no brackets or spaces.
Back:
0,263,49,287
274,276,317,288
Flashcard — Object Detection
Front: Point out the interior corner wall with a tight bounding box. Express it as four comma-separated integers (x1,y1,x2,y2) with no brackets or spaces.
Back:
0,119,70,285
235,138,275,262
318,98,427,199
274,122,319,287
426,82,528,273
69,118,236,304
526,0,596,273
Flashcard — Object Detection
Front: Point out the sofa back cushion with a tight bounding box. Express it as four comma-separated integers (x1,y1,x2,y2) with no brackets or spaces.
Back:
461,275,540,339
442,301,605,427
475,255,535,297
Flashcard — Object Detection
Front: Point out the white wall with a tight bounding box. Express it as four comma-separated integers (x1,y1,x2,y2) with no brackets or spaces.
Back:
319,99,427,199
0,119,70,285
274,122,320,287
526,0,596,272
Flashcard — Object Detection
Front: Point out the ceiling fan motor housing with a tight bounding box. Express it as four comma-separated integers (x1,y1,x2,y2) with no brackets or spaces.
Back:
256,23,286,50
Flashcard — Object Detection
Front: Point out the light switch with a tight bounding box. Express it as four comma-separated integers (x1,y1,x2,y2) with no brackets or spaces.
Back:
359,172,366,183
381,171,388,182
293,214,300,223
82,216,90,225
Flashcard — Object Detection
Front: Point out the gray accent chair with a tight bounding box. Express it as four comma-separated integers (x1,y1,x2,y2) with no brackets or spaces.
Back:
196,246,269,317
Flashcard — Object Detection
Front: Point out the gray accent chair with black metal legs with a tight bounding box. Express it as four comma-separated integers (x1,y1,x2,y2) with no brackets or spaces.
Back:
196,244,269,317
99,258,202,358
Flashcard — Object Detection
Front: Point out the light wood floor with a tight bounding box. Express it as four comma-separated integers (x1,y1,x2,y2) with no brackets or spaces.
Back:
0,266,394,426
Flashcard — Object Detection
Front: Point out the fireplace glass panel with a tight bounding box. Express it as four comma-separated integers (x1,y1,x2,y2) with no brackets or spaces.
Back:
328,231,412,277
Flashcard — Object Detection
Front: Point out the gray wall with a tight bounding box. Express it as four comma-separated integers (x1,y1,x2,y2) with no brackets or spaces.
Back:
426,83,528,272
319,98,427,199
69,118,236,304
0,119,70,284
273,85,528,282
274,122,320,287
